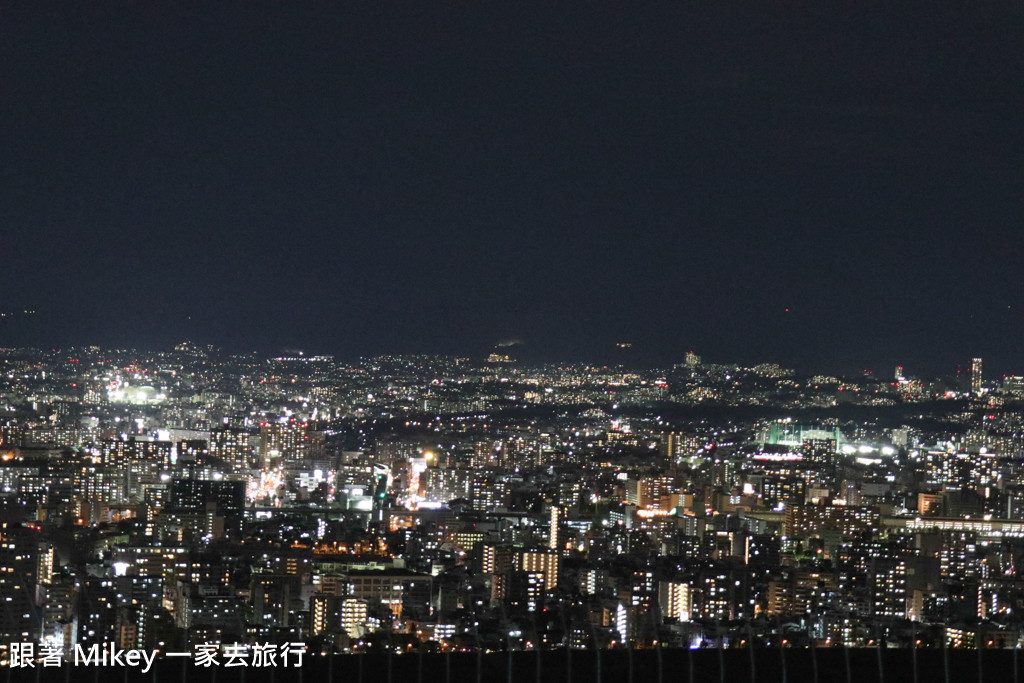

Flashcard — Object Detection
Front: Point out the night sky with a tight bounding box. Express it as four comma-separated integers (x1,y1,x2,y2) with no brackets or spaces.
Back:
2,1,1022,376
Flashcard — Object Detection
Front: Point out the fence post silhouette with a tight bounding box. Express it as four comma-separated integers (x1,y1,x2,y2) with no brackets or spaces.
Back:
910,634,917,683
942,635,949,683
747,622,756,683
718,636,725,683
810,639,818,683
531,611,541,683
473,612,483,683
779,638,787,683
502,603,512,683
648,604,660,683
875,633,884,683
561,611,570,683
586,612,602,683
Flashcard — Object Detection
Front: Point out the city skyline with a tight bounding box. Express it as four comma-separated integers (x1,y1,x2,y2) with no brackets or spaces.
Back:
3,2,1024,674
0,334,1016,385
2,340,1024,669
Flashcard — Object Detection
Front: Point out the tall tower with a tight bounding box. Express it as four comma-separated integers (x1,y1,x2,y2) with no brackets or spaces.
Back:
210,427,254,471
549,505,562,551
971,358,983,395
259,421,309,465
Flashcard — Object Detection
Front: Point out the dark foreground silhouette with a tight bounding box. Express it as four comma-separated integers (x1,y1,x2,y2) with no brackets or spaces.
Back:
6,647,1022,683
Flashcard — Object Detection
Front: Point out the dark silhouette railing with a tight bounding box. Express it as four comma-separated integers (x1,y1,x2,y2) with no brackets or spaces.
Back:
5,646,1023,683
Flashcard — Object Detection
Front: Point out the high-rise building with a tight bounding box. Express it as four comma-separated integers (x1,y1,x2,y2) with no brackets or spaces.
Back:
36,541,54,586
971,358,983,394
658,581,691,621
259,421,311,465
0,524,39,654
100,438,172,468
310,594,342,636
624,475,678,509
76,580,118,647
169,479,245,514
209,428,254,471
517,549,559,589
340,598,368,638
176,440,209,464
549,505,562,551
506,572,545,612
479,542,514,576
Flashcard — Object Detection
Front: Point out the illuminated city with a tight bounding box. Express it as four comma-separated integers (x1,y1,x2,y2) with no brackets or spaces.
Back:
1,344,1024,678
3,1,1022,680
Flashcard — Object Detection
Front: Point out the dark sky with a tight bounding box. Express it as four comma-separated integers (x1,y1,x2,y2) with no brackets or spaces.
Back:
2,1,1022,376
